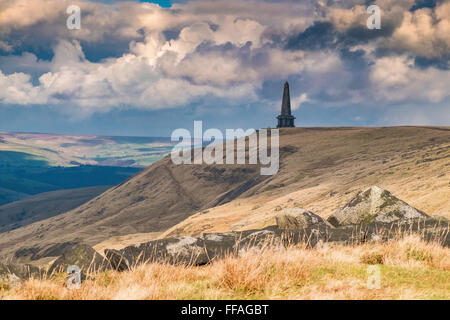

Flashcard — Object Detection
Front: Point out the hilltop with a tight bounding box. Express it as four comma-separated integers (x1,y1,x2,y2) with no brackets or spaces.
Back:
0,126,449,262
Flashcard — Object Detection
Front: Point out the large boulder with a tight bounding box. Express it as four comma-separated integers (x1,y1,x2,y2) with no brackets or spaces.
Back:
327,216,450,246
105,236,210,270
0,262,42,282
104,249,130,272
327,186,428,227
276,208,331,230
106,233,240,270
235,230,279,251
201,233,237,262
48,244,111,275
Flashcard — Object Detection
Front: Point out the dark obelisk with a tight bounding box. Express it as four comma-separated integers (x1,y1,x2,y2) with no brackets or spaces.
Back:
276,81,295,128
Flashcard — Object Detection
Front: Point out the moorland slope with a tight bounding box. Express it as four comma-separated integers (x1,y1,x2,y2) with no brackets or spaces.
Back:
0,126,449,261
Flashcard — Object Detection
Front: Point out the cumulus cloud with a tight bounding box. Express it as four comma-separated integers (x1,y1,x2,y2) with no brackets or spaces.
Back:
0,0,449,117
385,3,450,59
370,55,450,103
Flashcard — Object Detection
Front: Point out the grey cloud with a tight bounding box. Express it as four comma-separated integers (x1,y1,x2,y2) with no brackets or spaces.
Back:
1,0,450,115
410,0,437,11
286,22,337,51
414,56,450,70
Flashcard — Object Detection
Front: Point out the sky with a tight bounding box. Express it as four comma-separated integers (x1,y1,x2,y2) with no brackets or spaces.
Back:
0,0,449,137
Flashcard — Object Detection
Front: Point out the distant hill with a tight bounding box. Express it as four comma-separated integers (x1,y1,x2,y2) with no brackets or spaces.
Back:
0,187,28,206
0,150,141,205
0,186,110,233
0,126,449,262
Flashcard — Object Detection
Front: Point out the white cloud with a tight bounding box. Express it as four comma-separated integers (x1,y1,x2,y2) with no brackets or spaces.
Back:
291,93,308,111
370,55,450,103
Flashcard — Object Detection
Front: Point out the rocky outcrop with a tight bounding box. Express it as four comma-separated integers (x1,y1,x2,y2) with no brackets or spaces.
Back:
105,233,239,270
105,227,328,270
77,187,450,272
202,232,237,262
327,216,449,246
276,208,331,230
327,186,428,227
48,244,111,275
235,230,279,254
105,236,211,270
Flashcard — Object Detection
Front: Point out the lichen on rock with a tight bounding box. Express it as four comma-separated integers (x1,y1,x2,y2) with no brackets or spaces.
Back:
327,186,428,227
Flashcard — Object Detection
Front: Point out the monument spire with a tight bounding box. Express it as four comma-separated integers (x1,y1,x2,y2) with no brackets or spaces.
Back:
281,81,292,116
277,81,295,128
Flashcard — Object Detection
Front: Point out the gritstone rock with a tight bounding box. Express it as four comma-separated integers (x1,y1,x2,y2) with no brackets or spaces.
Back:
327,186,428,227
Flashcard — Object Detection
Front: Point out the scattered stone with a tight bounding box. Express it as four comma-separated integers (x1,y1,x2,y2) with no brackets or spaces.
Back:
327,186,428,227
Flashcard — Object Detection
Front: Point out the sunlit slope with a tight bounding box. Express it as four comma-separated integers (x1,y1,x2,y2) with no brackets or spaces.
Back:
162,126,450,237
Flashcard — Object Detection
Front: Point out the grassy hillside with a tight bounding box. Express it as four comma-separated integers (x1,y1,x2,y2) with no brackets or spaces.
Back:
0,126,448,261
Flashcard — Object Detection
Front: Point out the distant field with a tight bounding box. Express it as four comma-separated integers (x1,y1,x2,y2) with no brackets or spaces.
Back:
0,132,174,168
0,132,174,205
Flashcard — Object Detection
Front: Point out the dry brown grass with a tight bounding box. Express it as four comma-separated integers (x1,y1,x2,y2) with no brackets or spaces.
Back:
1,236,448,300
